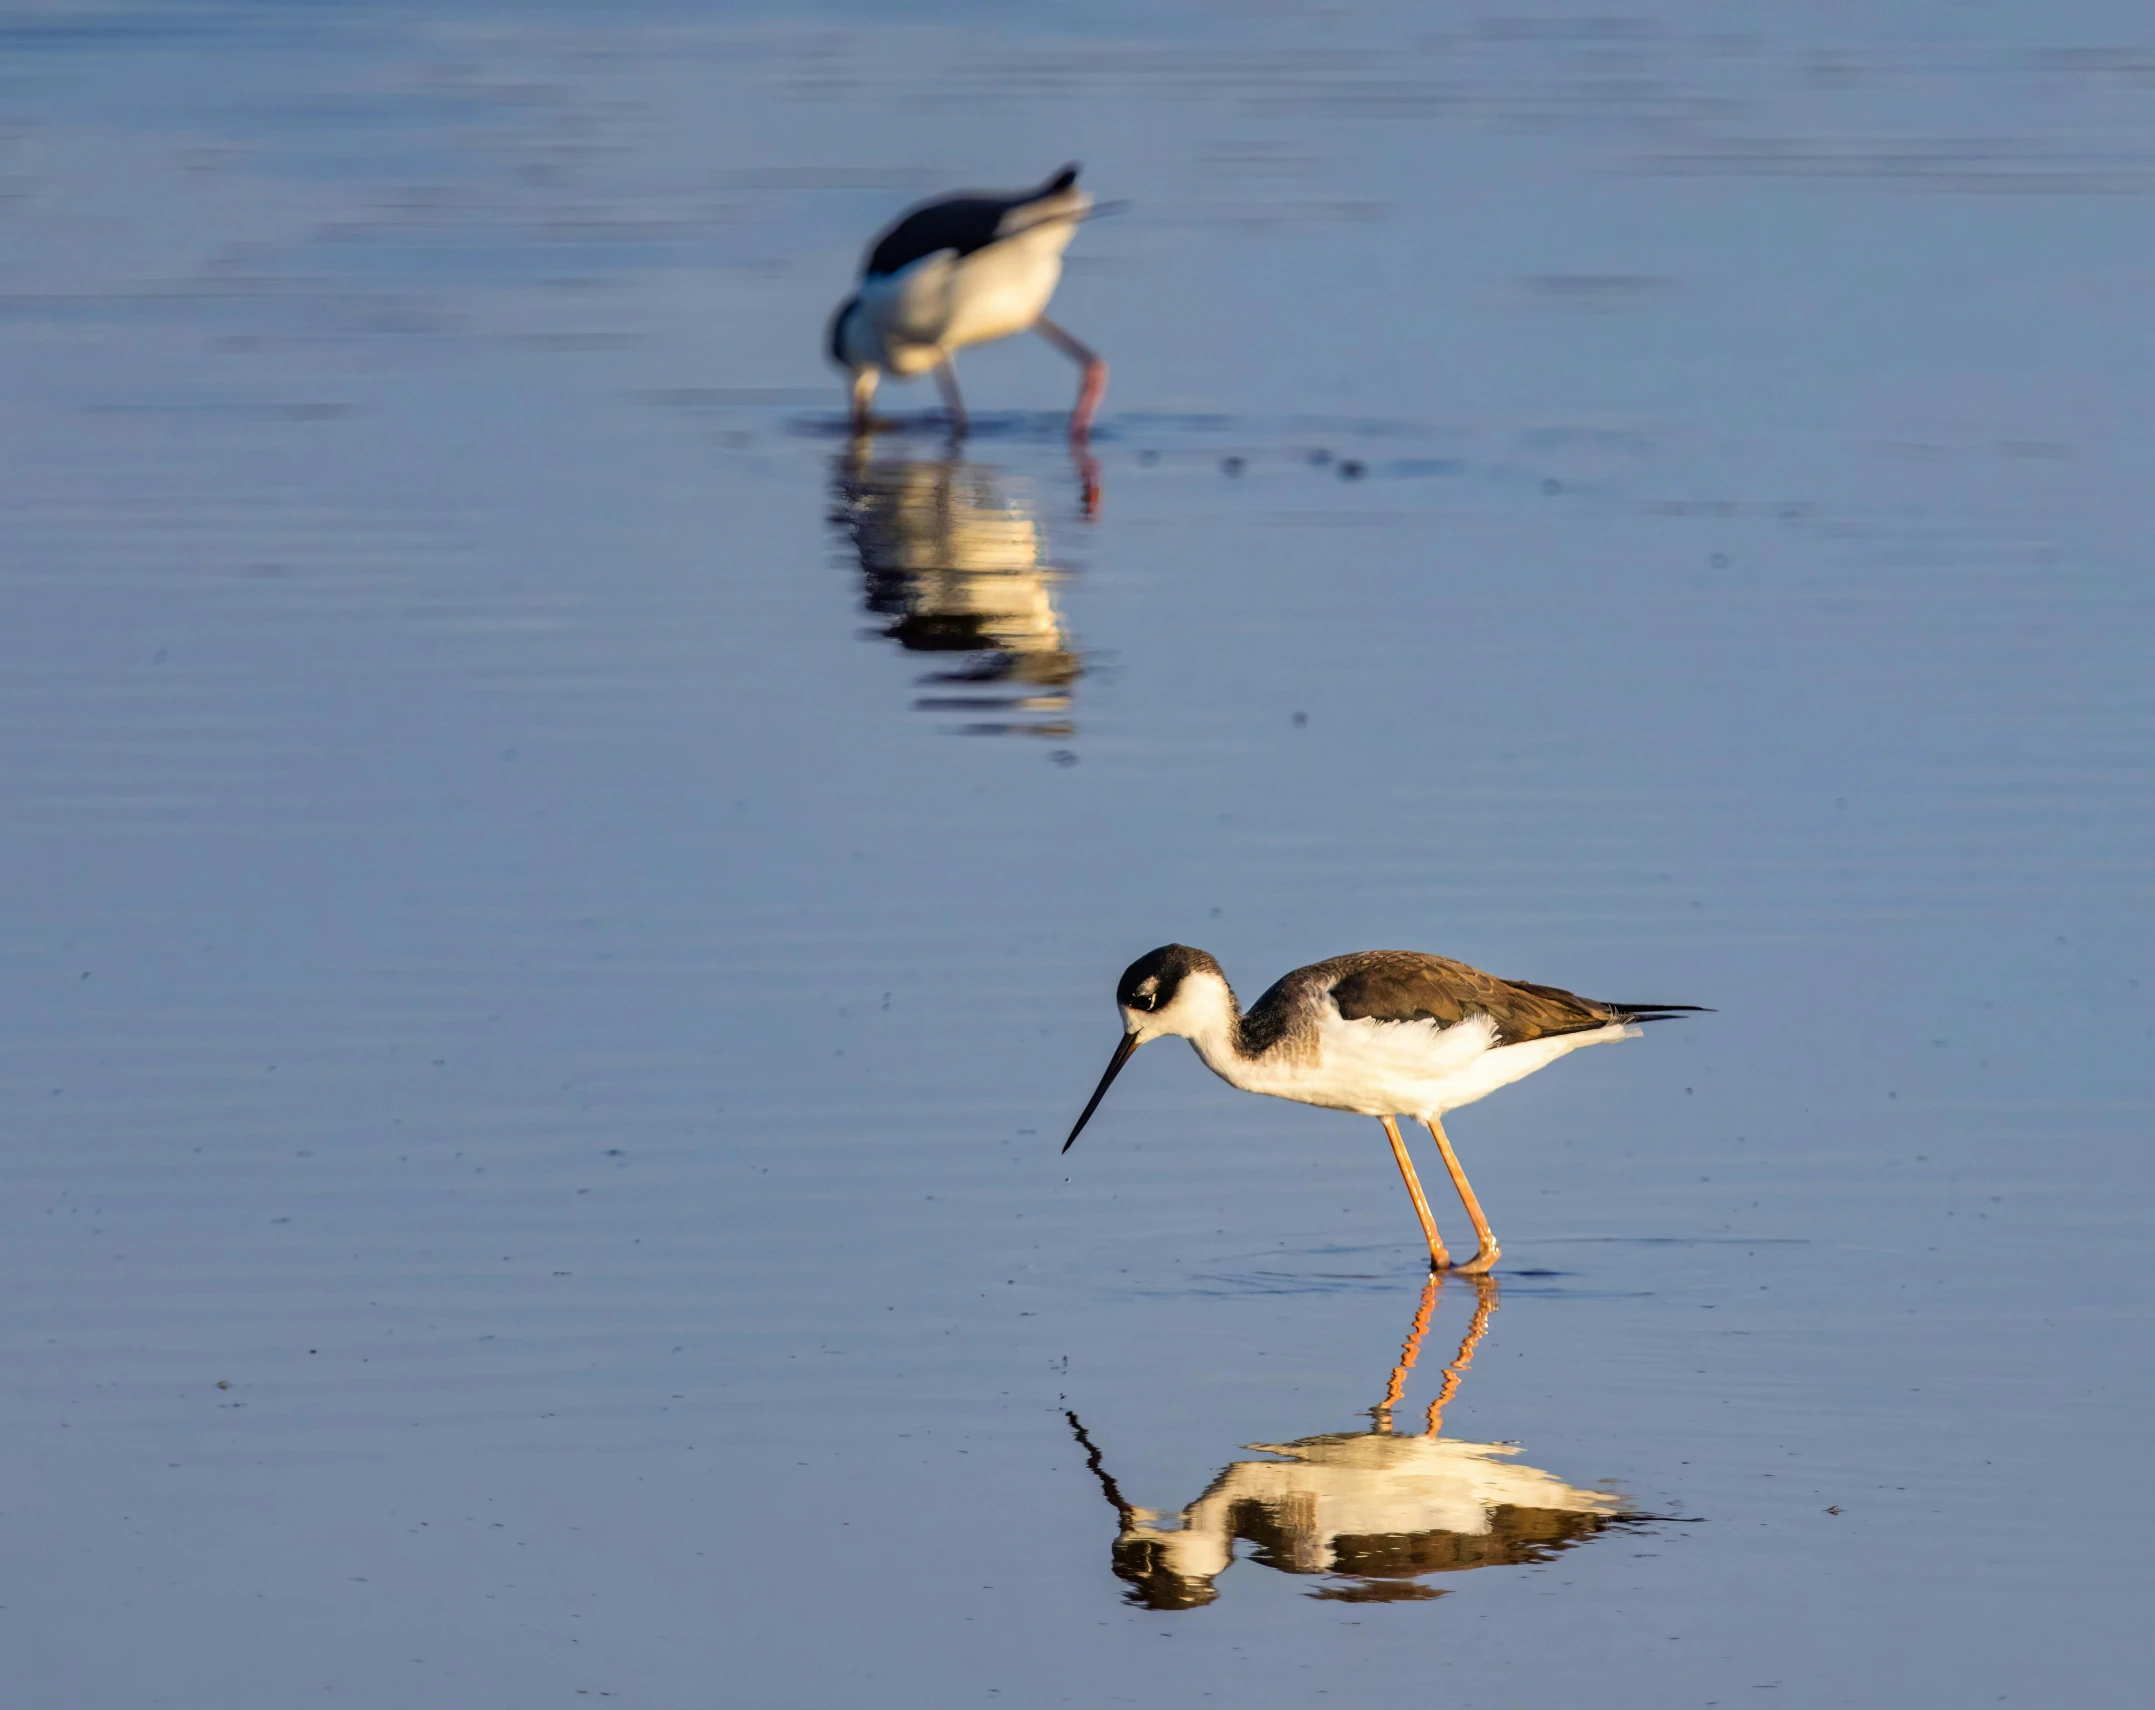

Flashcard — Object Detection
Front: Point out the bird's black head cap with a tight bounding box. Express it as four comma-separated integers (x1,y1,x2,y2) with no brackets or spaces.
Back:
1116,944,1222,1014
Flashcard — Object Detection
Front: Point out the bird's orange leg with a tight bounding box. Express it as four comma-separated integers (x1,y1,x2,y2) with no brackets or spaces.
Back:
1035,315,1107,442
1380,1116,1451,1272
1424,1116,1500,1275
1424,1273,1498,1436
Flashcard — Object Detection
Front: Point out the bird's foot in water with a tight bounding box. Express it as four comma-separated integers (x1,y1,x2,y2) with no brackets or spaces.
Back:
1071,442,1102,518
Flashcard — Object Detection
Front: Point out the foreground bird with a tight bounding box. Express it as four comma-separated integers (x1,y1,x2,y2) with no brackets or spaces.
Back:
1063,945,1706,1274
827,164,1107,440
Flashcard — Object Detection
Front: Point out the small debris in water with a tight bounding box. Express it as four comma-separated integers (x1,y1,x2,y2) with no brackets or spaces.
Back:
1337,459,1366,479
1221,455,1245,476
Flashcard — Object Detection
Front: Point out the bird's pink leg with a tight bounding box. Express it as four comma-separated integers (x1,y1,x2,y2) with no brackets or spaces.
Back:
1424,1116,1500,1275
1035,315,1107,442
1381,1116,1452,1272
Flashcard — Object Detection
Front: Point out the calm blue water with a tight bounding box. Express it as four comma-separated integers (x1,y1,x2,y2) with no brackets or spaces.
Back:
2,5,2151,1705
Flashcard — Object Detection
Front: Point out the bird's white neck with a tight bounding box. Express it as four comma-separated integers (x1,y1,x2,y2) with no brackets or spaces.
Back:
1140,970,1254,1085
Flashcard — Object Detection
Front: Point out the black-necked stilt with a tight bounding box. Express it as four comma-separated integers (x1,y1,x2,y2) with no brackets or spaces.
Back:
1062,945,1708,1274
1066,1274,1628,1608
827,164,1108,441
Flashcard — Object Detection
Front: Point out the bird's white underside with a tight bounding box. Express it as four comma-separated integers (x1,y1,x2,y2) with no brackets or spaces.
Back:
851,211,1083,376
1131,968,1636,1120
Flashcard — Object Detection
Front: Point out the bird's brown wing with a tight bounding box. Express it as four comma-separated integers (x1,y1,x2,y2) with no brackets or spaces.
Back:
1325,953,1619,1045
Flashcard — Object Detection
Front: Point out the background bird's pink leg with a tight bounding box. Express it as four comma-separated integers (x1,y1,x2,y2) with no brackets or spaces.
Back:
1035,315,1107,442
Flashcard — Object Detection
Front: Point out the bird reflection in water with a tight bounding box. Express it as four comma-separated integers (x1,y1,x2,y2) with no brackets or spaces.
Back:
1069,1277,1635,1609
829,438,1097,738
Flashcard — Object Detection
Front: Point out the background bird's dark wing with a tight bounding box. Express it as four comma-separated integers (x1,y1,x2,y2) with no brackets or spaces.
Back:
865,197,1011,278
863,165,1081,278
1326,953,1623,1045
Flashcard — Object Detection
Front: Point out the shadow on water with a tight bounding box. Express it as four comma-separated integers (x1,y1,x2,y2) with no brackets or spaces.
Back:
1068,1276,1685,1609
827,436,1098,738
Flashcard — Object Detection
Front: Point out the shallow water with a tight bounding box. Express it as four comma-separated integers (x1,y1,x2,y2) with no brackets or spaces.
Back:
3,5,2152,1705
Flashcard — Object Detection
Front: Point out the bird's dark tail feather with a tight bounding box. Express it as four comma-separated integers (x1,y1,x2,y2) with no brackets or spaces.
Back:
1612,1004,1714,1025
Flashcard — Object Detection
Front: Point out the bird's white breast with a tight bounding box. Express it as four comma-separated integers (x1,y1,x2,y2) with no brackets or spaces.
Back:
855,258,958,373
1198,1011,1634,1119
856,219,1079,371
1259,1011,1503,1115
938,221,1075,347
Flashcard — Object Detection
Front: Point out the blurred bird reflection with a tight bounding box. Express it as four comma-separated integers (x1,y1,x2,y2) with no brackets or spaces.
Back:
1069,1278,1631,1609
828,442,1091,738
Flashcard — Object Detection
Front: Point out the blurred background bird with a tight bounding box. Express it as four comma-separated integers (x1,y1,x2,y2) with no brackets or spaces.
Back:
827,164,1108,442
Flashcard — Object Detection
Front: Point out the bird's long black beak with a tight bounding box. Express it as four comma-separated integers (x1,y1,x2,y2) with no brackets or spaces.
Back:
1063,1032,1140,1153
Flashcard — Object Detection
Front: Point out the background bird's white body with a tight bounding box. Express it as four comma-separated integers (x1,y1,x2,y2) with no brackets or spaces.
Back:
1136,967,1637,1120
848,209,1085,376
832,168,1106,438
